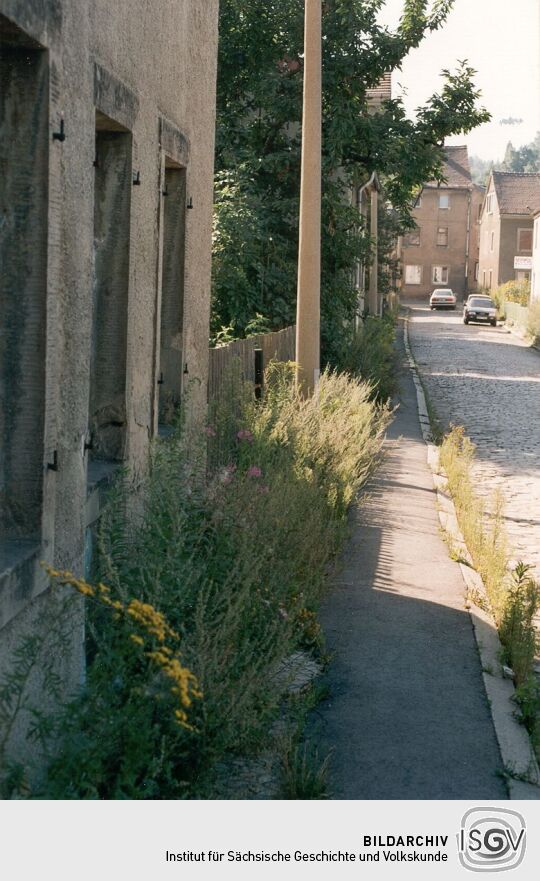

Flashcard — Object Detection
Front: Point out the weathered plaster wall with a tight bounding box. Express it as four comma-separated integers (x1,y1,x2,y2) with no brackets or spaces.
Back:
0,0,219,766
401,187,471,299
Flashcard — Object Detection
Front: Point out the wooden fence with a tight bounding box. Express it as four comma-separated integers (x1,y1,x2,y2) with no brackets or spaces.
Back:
208,326,296,405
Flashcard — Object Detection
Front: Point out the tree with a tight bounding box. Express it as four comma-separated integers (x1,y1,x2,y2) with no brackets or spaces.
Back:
213,0,490,366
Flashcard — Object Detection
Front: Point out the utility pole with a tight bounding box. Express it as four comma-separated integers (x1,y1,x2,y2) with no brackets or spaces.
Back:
295,0,321,395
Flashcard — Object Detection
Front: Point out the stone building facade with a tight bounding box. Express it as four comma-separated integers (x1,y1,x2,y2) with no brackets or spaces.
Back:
478,171,540,291
0,0,219,759
400,146,484,301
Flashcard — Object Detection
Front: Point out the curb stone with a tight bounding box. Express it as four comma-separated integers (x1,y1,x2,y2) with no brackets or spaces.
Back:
402,310,540,799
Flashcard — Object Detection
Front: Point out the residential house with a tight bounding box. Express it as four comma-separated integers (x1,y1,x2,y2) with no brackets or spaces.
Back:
532,210,540,302
478,171,540,290
400,145,484,301
0,0,219,761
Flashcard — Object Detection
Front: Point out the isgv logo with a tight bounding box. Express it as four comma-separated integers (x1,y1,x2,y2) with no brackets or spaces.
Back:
458,807,526,873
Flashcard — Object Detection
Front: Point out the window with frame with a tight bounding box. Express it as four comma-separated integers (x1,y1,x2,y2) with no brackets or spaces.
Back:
1,20,49,542
485,193,494,214
404,265,422,285
490,231,495,252
404,229,420,247
475,262,479,281
517,228,533,253
439,194,450,209
432,265,449,284
437,227,449,247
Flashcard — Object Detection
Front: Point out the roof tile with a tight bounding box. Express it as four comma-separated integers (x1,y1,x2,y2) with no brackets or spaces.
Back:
491,171,540,215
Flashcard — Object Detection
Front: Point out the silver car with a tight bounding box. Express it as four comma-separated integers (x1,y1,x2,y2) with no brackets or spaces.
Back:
430,288,457,310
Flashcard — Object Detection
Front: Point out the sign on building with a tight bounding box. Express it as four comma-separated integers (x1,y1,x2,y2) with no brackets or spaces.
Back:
514,256,533,270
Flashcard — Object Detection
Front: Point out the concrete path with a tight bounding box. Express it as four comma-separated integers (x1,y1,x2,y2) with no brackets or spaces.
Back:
312,324,508,799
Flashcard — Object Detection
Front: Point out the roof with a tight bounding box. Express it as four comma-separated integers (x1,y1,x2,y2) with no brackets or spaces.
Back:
425,146,472,189
491,171,540,215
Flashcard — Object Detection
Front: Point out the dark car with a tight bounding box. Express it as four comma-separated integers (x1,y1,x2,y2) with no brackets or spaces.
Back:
463,296,497,326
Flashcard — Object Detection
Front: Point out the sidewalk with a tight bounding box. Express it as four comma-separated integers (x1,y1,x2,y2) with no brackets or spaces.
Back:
311,326,508,799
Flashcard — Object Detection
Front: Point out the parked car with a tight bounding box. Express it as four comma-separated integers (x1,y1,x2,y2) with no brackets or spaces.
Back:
463,295,497,326
430,288,457,310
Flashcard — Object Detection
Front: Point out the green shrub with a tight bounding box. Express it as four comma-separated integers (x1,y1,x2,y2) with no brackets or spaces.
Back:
492,280,531,313
499,563,540,686
2,368,390,798
343,312,398,402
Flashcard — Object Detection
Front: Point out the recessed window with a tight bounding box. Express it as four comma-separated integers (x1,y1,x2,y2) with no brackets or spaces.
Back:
432,266,449,284
437,227,449,247
439,194,450,210
0,22,48,542
404,230,420,247
89,112,132,467
158,158,187,429
490,231,495,252
489,269,493,289
485,193,495,214
475,262,479,281
405,265,422,285
517,228,533,253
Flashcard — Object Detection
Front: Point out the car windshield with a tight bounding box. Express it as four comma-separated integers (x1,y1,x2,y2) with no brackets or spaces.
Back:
468,298,494,308
433,290,452,295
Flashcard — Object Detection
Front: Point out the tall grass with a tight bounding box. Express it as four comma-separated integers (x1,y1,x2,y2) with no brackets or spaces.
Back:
440,427,539,703
439,427,508,623
2,366,390,798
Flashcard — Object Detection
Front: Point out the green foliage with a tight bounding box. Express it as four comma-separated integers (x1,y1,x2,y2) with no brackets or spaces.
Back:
499,563,540,687
343,312,398,402
2,369,390,798
439,428,540,756
500,134,540,174
213,0,490,365
493,280,531,311
440,427,509,623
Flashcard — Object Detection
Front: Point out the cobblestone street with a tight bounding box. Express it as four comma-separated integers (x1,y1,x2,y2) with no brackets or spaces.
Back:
408,304,540,575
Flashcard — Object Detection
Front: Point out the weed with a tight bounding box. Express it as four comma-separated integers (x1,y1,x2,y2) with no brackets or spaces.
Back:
499,563,540,687
279,739,332,800
1,366,390,798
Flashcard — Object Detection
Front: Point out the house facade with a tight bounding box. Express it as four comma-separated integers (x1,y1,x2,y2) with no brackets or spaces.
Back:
0,0,219,759
400,146,484,301
478,171,540,290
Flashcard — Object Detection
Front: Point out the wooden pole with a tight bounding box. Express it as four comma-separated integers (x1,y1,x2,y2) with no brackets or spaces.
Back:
295,0,321,395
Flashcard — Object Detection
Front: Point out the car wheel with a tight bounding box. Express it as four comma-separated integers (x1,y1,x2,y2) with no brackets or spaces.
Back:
490,319,497,327
463,317,469,325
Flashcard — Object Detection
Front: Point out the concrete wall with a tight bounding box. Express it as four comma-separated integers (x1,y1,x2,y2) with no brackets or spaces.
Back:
400,187,471,300
0,0,219,767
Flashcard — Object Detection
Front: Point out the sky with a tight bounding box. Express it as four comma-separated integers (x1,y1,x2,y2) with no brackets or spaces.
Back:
377,0,540,161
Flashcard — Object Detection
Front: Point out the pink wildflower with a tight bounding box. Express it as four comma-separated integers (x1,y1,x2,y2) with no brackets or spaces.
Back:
247,466,262,479
205,425,217,437
236,429,254,443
